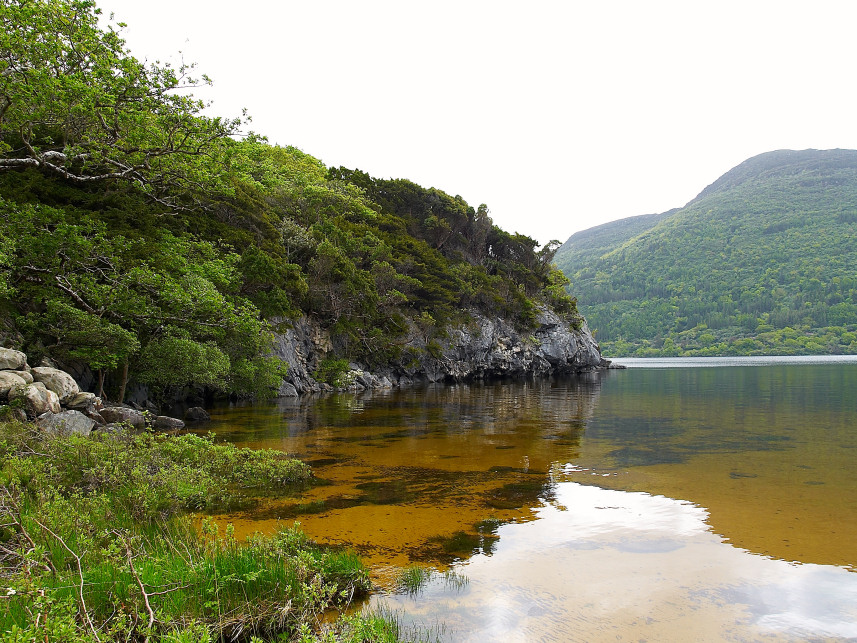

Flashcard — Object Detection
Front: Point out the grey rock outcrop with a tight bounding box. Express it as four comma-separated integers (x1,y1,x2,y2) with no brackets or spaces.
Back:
268,307,607,396
31,367,80,403
395,308,604,383
269,318,328,395
277,381,299,397
36,410,96,436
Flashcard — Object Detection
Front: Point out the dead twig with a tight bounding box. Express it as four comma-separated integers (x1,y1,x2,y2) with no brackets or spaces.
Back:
113,530,155,642
32,518,100,642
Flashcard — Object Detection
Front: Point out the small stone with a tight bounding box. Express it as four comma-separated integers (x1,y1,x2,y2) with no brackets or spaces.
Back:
85,410,106,425
65,391,97,411
93,423,124,434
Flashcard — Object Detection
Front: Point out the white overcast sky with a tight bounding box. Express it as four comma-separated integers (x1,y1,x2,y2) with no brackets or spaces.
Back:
96,0,857,245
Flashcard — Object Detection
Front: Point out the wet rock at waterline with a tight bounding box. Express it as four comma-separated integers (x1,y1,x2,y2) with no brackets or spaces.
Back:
99,406,147,430
269,306,609,396
0,348,191,432
184,406,211,422
153,415,185,431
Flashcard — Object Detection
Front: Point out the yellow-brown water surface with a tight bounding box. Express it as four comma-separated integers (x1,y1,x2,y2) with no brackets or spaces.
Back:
205,357,857,641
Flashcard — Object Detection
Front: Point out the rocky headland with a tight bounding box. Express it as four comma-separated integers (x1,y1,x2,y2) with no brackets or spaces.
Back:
272,307,614,396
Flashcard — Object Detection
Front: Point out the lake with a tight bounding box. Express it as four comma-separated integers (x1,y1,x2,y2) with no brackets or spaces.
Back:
206,356,857,641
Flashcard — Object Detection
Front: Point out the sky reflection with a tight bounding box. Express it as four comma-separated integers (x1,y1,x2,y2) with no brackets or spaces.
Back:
372,482,857,642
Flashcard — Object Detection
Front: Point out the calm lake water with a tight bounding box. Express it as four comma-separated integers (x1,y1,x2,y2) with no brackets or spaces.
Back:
207,356,857,641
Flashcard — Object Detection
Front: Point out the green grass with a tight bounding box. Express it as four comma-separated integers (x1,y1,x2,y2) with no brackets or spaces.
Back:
0,420,388,642
395,565,433,595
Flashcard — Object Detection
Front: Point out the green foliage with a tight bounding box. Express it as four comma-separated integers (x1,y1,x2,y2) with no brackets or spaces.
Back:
0,423,312,520
555,150,857,356
137,336,231,392
313,357,352,388
0,0,241,204
0,420,376,642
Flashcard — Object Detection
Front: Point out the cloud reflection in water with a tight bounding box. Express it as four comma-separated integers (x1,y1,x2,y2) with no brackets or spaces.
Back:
371,482,857,642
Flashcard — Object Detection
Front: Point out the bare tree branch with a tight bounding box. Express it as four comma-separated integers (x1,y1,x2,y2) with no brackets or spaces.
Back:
33,518,101,643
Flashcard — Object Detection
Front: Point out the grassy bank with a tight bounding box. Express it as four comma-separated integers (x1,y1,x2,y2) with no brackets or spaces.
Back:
0,421,406,642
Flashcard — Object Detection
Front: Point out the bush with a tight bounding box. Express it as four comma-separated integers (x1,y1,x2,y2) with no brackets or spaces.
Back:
313,357,351,387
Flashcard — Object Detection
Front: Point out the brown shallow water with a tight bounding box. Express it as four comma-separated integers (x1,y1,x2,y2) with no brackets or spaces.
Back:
205,358,857,641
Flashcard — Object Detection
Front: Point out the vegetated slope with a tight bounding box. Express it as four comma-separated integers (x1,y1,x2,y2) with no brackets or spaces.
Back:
0,0,580,401
555,149,857,356
555,209,674,271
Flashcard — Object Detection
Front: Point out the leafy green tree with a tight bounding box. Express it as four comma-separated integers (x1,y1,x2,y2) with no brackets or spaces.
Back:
0,0,240,207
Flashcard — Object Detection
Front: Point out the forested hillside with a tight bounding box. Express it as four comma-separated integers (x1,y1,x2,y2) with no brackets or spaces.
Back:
0,0,579,401
555,149,857,356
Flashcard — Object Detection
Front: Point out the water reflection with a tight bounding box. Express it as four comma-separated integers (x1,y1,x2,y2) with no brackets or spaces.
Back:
208,375,605,568
204,361,857,640
373,482,857,642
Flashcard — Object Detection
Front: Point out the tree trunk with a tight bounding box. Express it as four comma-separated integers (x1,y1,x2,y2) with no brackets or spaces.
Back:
117,361,129,403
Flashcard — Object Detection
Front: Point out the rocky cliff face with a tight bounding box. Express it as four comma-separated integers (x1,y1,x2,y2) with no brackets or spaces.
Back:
271,308,610,396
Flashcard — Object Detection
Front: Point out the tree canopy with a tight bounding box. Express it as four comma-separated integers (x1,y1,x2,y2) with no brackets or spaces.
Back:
0,0,240,207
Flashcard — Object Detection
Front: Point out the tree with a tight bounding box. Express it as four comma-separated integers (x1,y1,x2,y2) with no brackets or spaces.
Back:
0,0,240,208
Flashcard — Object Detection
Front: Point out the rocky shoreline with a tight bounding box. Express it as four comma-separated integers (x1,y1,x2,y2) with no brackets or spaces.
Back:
1,307,617,424
0,346,206,434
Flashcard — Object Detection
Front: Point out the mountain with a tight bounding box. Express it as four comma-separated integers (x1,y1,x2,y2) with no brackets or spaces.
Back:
554,149,857,356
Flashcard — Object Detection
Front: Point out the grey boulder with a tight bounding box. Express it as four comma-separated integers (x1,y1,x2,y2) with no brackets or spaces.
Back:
153,415,185,430
30,367,80,403
184,406,211,422
36,410,96,436
0,348,27,371
99,406,146,430
9,383,62,418
0,371,27,399
65,392,100,412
